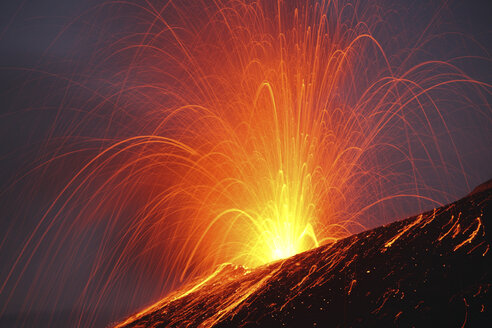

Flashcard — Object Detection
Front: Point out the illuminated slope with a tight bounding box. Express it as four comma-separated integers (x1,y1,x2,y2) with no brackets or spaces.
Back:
115,181,491,327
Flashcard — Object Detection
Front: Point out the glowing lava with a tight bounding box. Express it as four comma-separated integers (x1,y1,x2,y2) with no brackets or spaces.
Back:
0,0,489,327
114,185,492,327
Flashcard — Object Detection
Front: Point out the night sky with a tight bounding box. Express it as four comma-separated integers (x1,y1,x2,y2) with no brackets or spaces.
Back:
0,1,491,327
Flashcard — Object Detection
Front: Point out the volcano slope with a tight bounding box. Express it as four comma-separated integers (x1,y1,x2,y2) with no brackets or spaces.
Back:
115,182,491,327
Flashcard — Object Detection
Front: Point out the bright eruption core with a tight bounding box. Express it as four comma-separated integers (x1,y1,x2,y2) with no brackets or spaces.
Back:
0,0,490,327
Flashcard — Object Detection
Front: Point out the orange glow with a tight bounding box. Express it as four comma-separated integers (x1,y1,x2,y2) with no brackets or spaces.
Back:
1,0,490,326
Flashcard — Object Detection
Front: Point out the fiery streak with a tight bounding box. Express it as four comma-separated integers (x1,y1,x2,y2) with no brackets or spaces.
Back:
454,217,483,252
385,214,424,248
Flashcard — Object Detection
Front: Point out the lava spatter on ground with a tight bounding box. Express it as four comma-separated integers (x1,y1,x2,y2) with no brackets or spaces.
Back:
115,182,491,327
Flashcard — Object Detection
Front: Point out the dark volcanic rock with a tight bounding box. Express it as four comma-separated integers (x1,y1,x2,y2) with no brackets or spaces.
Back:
115,185,491,327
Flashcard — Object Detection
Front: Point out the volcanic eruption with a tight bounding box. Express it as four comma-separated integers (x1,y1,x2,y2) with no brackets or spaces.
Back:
115,180,492,327
0,0,490,327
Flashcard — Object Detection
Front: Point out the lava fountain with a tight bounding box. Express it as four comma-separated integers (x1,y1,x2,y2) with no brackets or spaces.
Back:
0,0,490,327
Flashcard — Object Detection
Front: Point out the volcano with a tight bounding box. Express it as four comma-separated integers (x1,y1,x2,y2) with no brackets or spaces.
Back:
114,181,491,327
